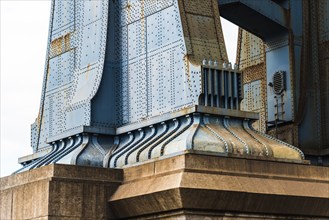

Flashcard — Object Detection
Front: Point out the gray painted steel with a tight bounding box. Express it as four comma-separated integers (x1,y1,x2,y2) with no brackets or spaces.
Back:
17,0,307,172
31,0,232,152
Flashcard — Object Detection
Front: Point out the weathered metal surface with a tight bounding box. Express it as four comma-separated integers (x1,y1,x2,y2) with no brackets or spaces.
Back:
237,29,267,133
238,29,265,70
17,112,304,172
31,0,229,152
318,0,329,44
108,113,303,168
178,0,228,64
18,0,310,171
222,0,329,163
219,0,288,40
34,0,109,151
318,0,329,151
222,2,296,139
266,43,293,123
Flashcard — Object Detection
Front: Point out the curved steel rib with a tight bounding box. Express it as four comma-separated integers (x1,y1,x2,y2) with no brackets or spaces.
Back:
43,139,73,166
52,134,82,163
103,136,120,168
136,122,168,162
113,129,145,167
124,126,156,165
13,144,55,174
148,119,180,159
223,117,250,155
70,134,90,165
32,141,64,169
203,116,229,153
248,120,305,159
160,115,193,156
242,119,271,156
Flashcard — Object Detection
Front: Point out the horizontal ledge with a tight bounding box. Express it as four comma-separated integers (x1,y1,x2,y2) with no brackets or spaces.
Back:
46,105,259,143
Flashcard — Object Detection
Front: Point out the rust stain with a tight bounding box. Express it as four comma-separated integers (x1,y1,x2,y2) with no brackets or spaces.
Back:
50,37,62,57
179,0,226,65
183,54,194,94
184,54,190,76
50,32,71,58
41,114,45,128
141,0,145,45
86,63,91,80
141,0,145,18
64,33,70,52
37,107,44,127
37,108,45,130
46,62,50,79
46,62,51,90
237,29,268,133
124,1,132,24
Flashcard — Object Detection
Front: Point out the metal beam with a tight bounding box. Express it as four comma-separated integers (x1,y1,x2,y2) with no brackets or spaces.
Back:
218,0,288,40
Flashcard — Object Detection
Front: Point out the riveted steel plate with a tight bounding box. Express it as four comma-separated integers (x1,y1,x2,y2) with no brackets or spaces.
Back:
31,121,38,151
34,0,109,151
32,0,229,152
266,45,293,123
318,0,329,43
241,80,262,111
52,0,75,40
112,1,196,124
238,29,265,69
237,29,267,133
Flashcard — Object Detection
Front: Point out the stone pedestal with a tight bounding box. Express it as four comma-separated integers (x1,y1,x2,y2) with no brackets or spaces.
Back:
0,164,122,219
1,153,328,219
109,153,329,219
